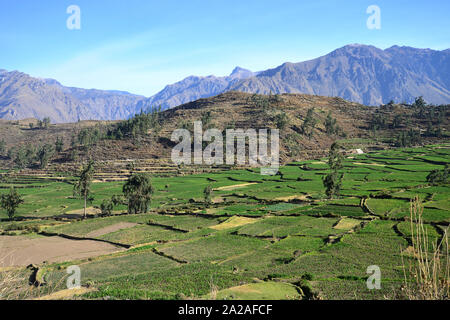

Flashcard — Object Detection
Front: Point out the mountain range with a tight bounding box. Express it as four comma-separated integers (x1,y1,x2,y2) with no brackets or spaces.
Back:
230,44,450,106
1,44,449,123
0,69,147,122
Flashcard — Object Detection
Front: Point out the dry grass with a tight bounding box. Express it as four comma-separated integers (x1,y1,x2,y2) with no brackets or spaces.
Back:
208,277,219,300
0,251,68,300
0,267,27,300
209,216,259,230
400,196,449,300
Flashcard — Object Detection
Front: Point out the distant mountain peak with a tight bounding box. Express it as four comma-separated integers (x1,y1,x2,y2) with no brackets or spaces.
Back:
229,66,254,79
331,44,383,57
230,66,250,74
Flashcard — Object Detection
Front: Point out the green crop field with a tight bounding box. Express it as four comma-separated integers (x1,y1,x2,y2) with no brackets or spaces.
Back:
0,145,449,300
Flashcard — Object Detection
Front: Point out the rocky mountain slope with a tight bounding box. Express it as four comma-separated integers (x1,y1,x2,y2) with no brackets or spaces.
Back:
0,70,147,123
228,44,450,106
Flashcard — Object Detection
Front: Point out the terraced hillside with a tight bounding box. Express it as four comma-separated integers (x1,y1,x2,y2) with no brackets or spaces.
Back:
1,92,448,180
0,145,448,300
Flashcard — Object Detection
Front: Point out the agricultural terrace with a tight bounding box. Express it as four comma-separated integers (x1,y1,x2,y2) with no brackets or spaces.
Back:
0,145,448,299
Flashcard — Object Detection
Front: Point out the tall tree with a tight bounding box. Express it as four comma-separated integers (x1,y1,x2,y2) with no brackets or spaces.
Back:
203,184,213,206
73,161,95,219
413,96,427,119
324,111,338,135
37,144,54,169
327,142,344,172
0,187,24,220
0,139,5,156
42,117,51,129
123,173,154,214
14,147,28,169
55,137,64,153
323,142,344,199
301,108,317,138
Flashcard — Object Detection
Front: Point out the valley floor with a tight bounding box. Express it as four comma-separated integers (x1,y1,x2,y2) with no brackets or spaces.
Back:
0,145,449,300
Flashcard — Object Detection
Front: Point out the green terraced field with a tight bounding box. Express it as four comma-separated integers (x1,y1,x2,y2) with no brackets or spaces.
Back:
0,145,448,300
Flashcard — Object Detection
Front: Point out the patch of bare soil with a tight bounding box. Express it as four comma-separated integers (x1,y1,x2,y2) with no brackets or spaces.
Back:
85,222,138,238
212,196,225,204
333,218,361,230
210,216,259,230
353,162,385,167
35,287,95,300
0,235,124,267
274,194,309,201
214,183,258,191
64,207,101,217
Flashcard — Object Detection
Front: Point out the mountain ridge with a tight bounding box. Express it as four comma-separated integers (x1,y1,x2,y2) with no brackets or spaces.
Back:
227,44,450,106
1,44,449,123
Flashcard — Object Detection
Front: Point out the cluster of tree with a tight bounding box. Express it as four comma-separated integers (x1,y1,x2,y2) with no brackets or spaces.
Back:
273,112,289,130
395,129,422,147
369,113,388,131
7,138,64,169
370,112,413,131
372,96,449,132
68,108,162,154
370,96,449,147
322,142,344,199
72,161,155,219
425,121,443,138
2,159,154,220
122,173,155,214
272,108,345,138
248,94,270,111
77,125,108,148
37,117,51,129
107,107,161,141
10,144,53,169
426,164,449,186
411,97,447,136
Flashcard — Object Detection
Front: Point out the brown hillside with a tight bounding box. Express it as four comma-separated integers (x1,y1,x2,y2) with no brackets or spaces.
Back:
0,91,448,178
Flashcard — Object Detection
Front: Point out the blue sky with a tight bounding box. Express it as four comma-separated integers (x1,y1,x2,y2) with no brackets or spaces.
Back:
1,0,449,96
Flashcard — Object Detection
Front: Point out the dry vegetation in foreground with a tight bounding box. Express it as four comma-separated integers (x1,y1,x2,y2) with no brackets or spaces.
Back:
400,197,449,300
